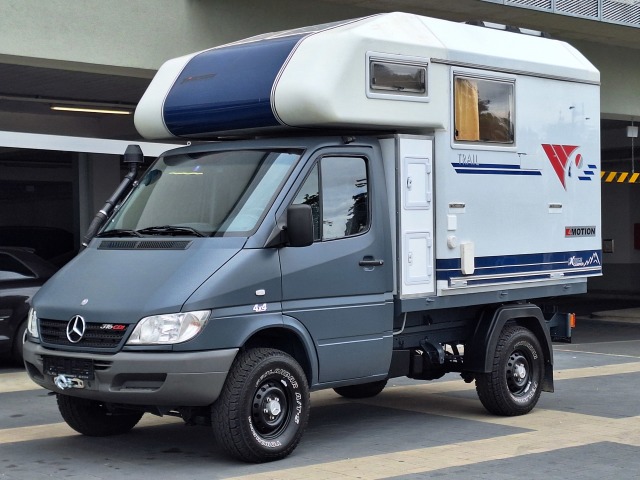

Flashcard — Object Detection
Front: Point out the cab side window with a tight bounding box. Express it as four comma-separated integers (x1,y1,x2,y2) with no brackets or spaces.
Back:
292,156,369,241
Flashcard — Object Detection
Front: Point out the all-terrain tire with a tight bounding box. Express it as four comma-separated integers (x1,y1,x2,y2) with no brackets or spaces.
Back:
211,348,310,463
333,379,388,399
57,395,143,436
475,325,544,416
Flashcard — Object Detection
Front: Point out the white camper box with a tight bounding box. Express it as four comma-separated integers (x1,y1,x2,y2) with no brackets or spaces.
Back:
136,12,601,303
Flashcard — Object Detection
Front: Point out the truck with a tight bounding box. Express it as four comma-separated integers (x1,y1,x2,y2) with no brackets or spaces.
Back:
23,12,601,463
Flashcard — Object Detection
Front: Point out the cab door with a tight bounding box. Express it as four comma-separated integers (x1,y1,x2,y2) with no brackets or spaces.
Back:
279,147,393,384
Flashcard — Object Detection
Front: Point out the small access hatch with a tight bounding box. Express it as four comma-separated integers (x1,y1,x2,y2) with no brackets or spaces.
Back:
398,137,435,296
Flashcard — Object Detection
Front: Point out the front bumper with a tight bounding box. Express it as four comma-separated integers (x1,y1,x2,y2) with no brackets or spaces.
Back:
23,341,238,406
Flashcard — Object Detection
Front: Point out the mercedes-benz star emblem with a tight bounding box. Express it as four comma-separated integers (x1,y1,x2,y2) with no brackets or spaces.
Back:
66,315,86,343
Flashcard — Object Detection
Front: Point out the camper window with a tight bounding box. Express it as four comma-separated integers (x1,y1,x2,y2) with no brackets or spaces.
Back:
454,76,514,144
370,61,427,94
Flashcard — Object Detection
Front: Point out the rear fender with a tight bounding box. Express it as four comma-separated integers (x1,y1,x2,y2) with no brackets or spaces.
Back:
466,304,554,392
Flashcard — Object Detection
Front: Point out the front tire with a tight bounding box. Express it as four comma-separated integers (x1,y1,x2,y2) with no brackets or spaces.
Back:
475,325,543,416
57,395,143,436
211,348,310,463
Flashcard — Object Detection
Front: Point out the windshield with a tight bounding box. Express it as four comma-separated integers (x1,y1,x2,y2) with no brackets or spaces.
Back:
103,149,300,237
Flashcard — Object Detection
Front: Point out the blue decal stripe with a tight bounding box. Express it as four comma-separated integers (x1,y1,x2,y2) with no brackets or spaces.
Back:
441,262,586,277
588,164,597,169
454,169,542,176
437,250,599,269
163,34,307,136
459,268,602,287
436,250,602,282
451,163,542,176
451,163,521,169
578,176,591,181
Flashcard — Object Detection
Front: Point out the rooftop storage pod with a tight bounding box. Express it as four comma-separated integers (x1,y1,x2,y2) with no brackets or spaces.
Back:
135,12,598,139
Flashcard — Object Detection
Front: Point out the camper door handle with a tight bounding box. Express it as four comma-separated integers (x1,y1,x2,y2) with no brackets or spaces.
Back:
359,258,384,267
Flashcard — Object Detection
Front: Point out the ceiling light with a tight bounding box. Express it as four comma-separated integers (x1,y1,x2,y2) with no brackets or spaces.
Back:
51,105,132,115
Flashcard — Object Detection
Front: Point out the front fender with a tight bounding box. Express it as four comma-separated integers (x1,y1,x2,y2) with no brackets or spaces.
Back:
172,310,319,387
282,314,319,387
172,309,285,351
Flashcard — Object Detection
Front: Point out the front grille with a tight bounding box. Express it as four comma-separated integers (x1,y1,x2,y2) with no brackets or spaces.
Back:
39,318,130,348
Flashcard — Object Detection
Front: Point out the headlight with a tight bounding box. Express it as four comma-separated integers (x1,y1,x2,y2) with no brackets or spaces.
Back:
27,308,39,339
126,310,210,345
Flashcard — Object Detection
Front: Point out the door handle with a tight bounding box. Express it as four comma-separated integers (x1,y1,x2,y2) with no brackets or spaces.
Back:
359,258,384,267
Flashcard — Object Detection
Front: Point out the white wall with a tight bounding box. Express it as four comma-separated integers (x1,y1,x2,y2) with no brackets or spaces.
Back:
572,40,640,119
1,2,637,121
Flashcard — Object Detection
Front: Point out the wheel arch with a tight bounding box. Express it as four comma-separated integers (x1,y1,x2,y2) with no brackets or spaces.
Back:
466,303,554,392
242,316,318,387
183,312,318,386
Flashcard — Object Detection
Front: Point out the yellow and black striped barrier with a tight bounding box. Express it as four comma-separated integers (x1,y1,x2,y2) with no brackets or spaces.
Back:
601,171,640,183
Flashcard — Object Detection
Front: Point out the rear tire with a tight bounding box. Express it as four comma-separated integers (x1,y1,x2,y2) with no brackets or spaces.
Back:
57,395,143,436
211,348,310,463
475,325,543,416
334,379,388,399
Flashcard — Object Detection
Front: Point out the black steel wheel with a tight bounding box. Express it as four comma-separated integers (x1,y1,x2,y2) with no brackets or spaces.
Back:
333,379,388,399
475,324,544,416
211,348,310,463
57,395,143,436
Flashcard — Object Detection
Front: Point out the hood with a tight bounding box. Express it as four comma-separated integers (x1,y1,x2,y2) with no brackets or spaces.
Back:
33,237,245,323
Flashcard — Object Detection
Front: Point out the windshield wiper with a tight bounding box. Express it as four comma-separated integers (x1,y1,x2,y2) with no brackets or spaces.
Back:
97,229,142,238
136,225,205,237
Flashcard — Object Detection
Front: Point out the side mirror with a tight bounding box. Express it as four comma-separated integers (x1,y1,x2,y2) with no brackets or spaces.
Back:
286,204,314,247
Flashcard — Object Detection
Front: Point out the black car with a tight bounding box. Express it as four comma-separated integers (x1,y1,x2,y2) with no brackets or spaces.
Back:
0,247,58,364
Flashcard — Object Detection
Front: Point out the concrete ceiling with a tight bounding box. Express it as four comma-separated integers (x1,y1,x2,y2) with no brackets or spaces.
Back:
0,62,147,115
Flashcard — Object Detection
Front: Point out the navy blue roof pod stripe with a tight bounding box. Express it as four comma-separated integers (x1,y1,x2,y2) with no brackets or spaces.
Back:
162,34,306,137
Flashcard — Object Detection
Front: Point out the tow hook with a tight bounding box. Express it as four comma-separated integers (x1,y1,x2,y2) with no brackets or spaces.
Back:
54,374,85,390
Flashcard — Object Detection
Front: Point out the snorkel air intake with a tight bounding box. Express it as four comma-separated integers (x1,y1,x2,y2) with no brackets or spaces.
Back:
81,144,144,247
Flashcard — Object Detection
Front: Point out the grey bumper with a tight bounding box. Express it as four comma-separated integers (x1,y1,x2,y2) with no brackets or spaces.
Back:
23,341,238,406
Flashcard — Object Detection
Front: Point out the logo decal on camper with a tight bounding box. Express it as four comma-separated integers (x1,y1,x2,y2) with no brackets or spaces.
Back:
542,144,596,189
565,226,596,237
567,252,601,268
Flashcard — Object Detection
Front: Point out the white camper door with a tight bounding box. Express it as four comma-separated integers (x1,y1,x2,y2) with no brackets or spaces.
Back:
399,137,435,296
